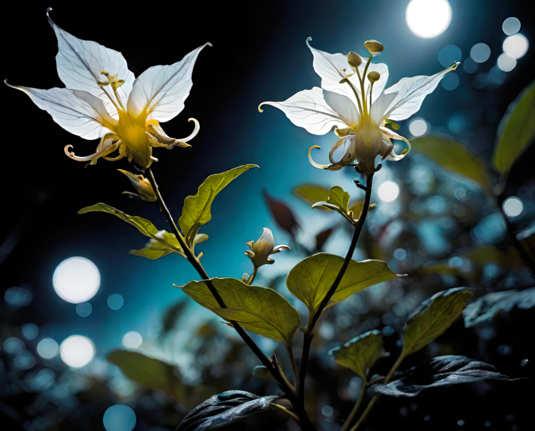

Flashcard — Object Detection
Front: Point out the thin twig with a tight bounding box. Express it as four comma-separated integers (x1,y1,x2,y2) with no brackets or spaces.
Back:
271,403,300,423
340,379,368,431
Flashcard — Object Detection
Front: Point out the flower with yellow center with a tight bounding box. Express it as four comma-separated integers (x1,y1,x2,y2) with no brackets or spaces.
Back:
259,38,459,175
5,8,210,169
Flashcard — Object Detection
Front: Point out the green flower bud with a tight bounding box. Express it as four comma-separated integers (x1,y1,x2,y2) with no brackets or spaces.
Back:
118,169,157,202
368,71,381,83
364,40,384,55
347,51,363,68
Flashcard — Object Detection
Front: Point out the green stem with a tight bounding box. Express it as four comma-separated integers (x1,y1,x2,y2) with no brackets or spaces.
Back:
246,267,258,285
146,168,311,427
297,172,375,411
350,353,405,431
271,403,300,423
340,379,368,431
287,344,300,390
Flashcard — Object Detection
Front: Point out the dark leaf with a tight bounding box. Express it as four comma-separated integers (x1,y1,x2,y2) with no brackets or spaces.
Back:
161,301,188,337
372,355,521,397
463,287,535,327
263,190,299,238
315,225,336,251
176,390,278,431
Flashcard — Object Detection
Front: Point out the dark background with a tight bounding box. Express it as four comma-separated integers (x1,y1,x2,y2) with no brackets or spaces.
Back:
1,1,534,430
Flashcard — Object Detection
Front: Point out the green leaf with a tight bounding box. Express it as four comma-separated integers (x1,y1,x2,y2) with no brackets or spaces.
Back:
293,184,330,209
286,253,397,316
79,203,186,257
411,137,492,190
330,330,383,381
177,278,301,346
312,186,353,222
179,165,258,246
460,245,524,268
463,287,535,327
108,350,188,404
402,288,471,356
348,199,364,218
493,81,535,175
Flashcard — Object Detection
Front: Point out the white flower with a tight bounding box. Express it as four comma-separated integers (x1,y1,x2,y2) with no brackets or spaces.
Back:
245,228,290,268
259,38,459,175
5,8,210,169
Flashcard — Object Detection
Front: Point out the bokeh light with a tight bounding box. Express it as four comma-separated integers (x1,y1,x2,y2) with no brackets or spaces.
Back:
53,257,101,304
4,337,25,355
378,181,400,203
502,17,521,35
503,197,524,217
103,405,137,431
438,44,462,67
497,53,517,72
22,323,39,340
4,284,33,310
470,43,491,63
442,73,459,91
393,248,407,260
15,350,36,370
472,73,488,89
409,118,428,136
122,331,143,348
76,302,93,317
405,0,452,38
60,335,95,368
37,338,59,359
503,33,529,59
448,113,468,134
463,58,478,74
107,294,124,311
488,66,507,86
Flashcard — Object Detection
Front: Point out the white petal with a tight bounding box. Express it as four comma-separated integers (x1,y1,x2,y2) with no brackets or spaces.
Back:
258,228,275,251
380,127,411,161
259,87,346,135
371,92,397,123
6,82,115,139
323,90,359,125
127,43,211,122
384,63,460,121
306,38,389,110
47,8,135,118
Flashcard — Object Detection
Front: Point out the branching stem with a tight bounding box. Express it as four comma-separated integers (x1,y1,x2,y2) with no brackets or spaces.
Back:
340,379,368,431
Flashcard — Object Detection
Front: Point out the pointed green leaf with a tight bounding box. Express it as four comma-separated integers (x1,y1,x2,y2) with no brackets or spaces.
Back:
293,184,330,209
330,330,383,381
411,137,492,190
108,350,188,404
402,288,471,356
130,230,185,260
178,278,301,346
287,253,397,315
312,186,352,222
179,165,258,245
493,81,535,175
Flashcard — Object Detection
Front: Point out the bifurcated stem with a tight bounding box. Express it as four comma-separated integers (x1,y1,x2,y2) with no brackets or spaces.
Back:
146,168,315,428
297,172,375,414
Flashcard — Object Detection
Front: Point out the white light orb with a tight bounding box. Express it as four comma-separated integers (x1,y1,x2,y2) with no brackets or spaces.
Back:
502,17,521,36
406,0,452,38
393,248,407,260
60,335,95,368
503,33,529,59
497,54,517,72
409,118,428,136
53,257,101,304
37,338,59,359
503,197,523,217
107,294,124,311
378,181,400,203
103,405,137,431
470,43,491,63
122,331,143,348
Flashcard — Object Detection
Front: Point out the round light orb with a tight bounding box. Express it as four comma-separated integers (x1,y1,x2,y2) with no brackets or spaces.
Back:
503,33,529,59
15,350,36,370
497,54,517,72
378,181,400,203
502,17,521,36
393,248,407,260
76,302,93,317
470,43,491,63
409,118,428,136
107,294,124,311
3,337,25,355
103,405,137,431
53,257,101,304
442,73,459,91
438,44,462,67
122,331,143,348
60,335,95,368
463,58,478,74
321,405,334,418
22,323,39,340
37,338,59,359
503,197,523,217
406,0,452,38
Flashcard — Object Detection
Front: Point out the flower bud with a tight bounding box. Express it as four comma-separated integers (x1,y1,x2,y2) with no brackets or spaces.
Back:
347,51,363,68
245,228,290,269
367,71,381,83
118,169,157,202
364,40,384,55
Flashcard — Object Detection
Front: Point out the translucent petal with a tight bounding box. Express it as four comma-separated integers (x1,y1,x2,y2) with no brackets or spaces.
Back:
323,90,359,125
370,92,397,123
259,87,346,135
6,82,115,139
127,43,211,122
47,8,135,118
384,63,460,121
380,127,411,161
306,38,389,109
